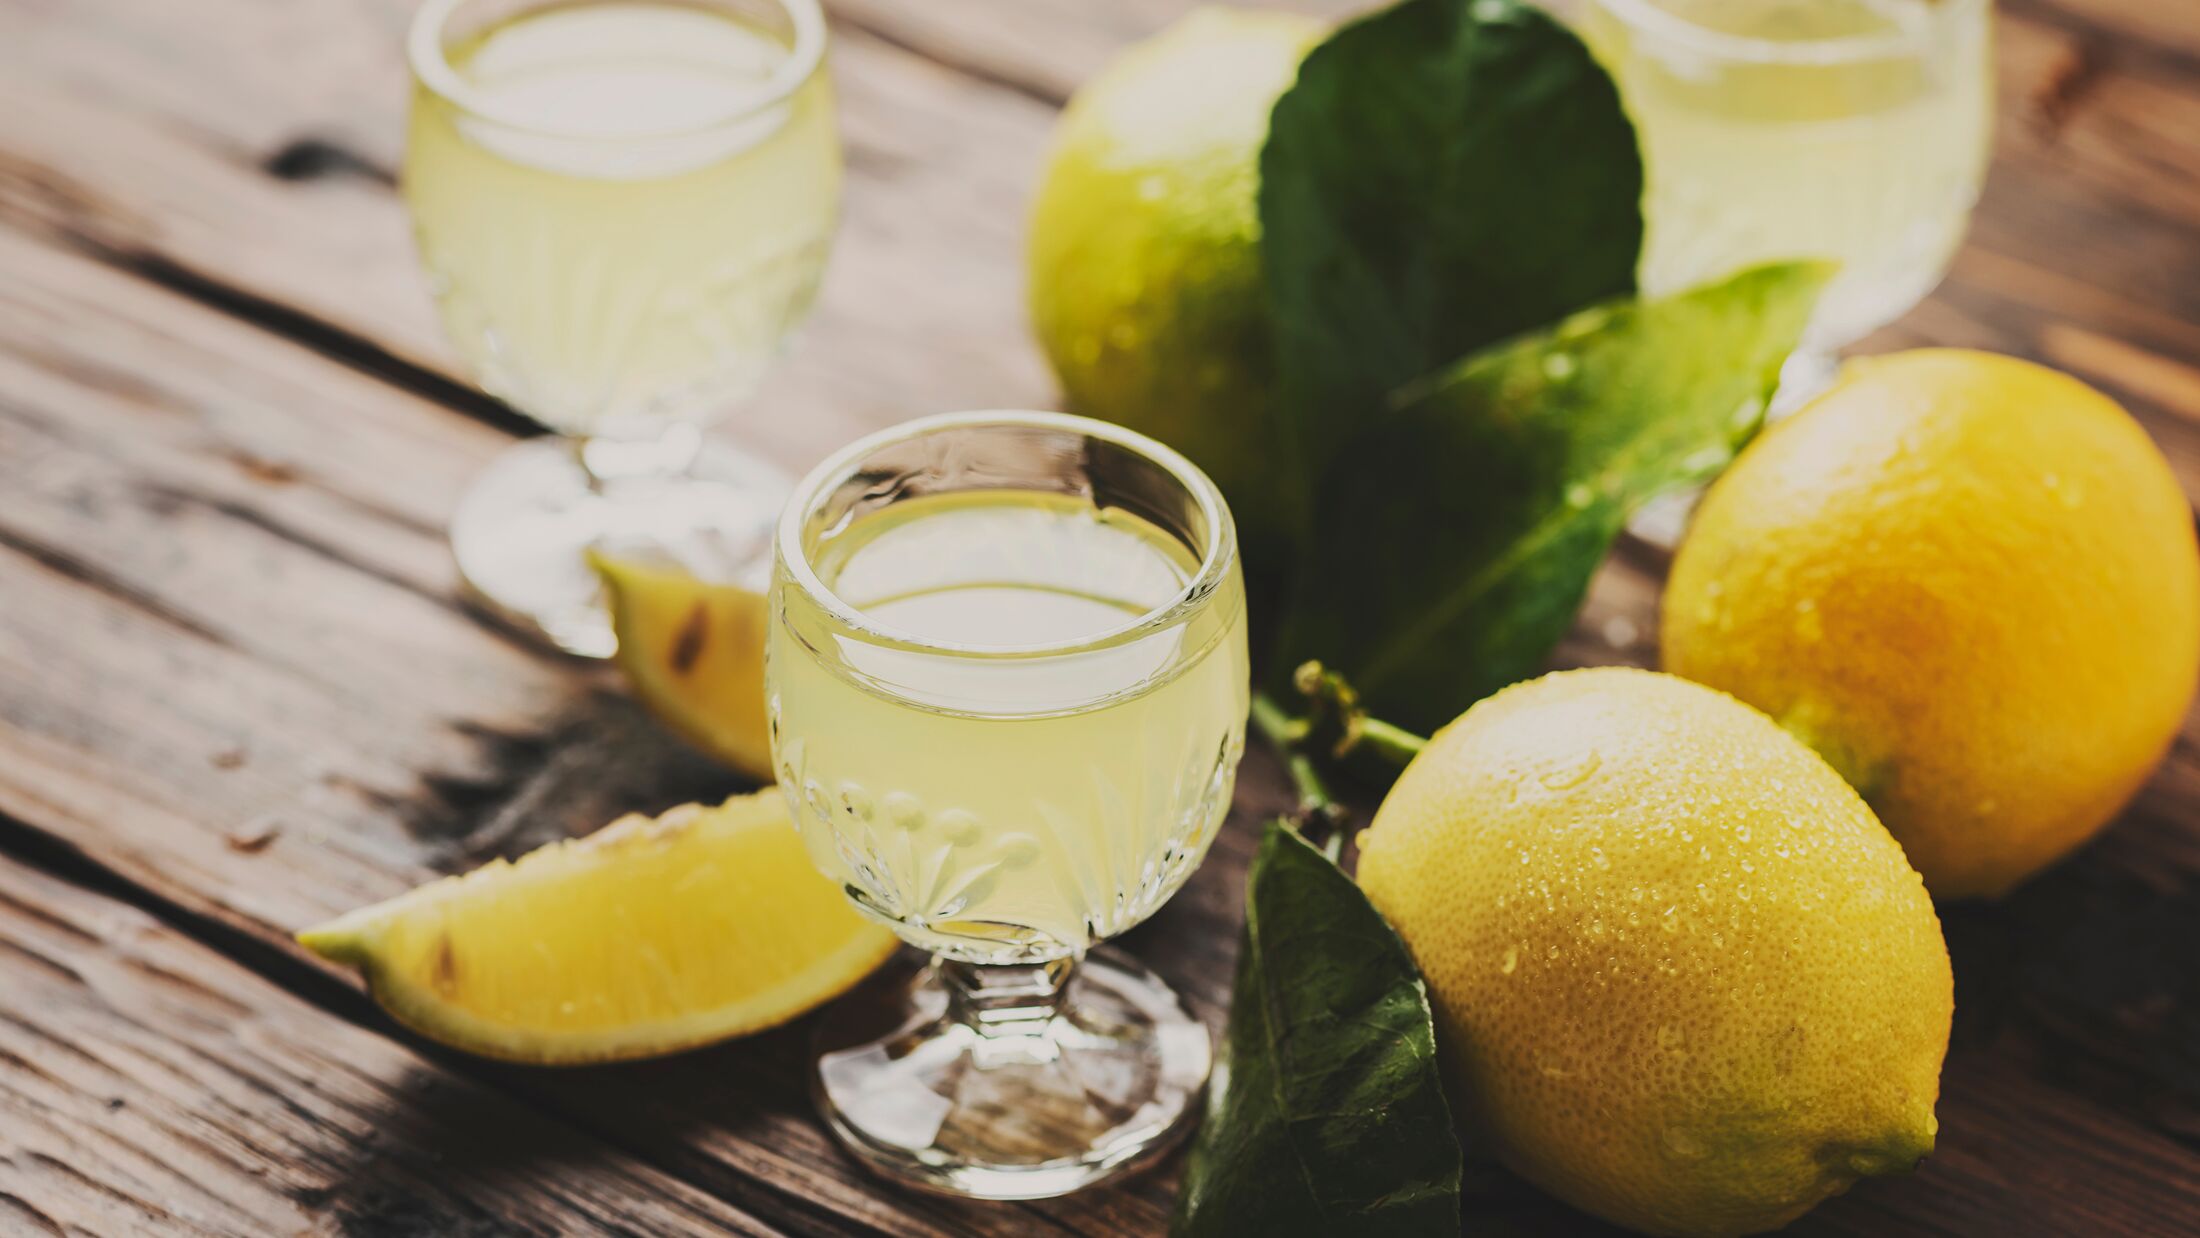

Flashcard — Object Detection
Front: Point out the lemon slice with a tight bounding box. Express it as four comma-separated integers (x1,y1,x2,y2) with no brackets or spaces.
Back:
592,549,773,780
299,791,896,1064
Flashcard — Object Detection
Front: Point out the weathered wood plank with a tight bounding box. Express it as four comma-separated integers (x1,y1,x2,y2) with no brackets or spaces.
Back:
0,0,2196,1233
0,851,787,1237
0,225,741,922
2007,0,2200,69
0,218,1270,1236
0,233,1080,1236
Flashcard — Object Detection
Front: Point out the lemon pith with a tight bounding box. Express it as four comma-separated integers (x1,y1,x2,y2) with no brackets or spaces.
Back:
299,791,896,1064
1662,348,2200,898
1358,667,1951,1238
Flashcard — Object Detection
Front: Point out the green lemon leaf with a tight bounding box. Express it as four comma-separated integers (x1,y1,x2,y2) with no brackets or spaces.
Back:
1278,261,1834,733
1259,0,1642,463
1172,822,1460,1238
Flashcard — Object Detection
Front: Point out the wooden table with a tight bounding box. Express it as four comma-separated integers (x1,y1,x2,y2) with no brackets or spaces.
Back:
1,0,2196,1233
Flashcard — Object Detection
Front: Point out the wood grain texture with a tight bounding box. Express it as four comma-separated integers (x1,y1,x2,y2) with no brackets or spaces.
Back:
0,0,2195,1233
0,0,1054,461
0,214,1290,1233
0,851,785,1237
0,224,1096,1238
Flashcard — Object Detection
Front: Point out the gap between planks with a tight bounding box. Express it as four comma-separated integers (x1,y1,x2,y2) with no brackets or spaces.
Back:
0,801,1114,1238
0,12,1142,1233
0,213,1136,1231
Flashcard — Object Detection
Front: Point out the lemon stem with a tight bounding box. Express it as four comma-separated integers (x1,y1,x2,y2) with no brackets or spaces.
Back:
1290,661,1428,769
1353,717,1427,767
1250,692,1348,861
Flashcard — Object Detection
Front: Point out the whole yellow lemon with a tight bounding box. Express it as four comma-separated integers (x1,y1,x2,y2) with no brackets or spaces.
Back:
1663,349,2200,898
1359,667,1950,1238
1027,8,1322,558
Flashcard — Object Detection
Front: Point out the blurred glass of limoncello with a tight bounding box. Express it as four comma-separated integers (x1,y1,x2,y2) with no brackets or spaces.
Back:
404,0,839,656
1582,0,1992,376
407,1,838,439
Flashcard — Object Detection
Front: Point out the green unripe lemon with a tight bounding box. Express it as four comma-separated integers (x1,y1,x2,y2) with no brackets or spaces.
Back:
1028,8,1323,558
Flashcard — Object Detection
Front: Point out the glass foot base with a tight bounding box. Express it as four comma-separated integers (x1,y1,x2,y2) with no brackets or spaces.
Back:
812,947,1211,1201
449,436,788,658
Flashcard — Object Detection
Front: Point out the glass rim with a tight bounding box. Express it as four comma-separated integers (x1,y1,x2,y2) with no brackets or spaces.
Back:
1587,0,1987,65
407,0,829,140
775,410,1240,661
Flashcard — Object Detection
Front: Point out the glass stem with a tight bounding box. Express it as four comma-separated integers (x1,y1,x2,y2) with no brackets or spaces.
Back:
572,422,705,494
940,955,1075,1041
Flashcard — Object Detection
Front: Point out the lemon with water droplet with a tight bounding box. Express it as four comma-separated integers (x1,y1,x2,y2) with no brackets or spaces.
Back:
1358,667,1950,1238
1028,8,1323,560
1664,349,2200,897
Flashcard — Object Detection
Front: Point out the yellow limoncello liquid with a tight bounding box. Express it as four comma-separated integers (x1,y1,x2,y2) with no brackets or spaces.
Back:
1583,0,1992,350
768,491,1249,964
404,2,838,440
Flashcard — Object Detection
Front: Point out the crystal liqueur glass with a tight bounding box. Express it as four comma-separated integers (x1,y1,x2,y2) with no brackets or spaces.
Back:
406,0,839,655
1582,0,1993,401
768,412,1250,1199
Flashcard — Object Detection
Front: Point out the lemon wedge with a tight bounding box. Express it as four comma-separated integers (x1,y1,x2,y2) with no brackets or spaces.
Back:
299,791,896,1064
592,549,773,780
